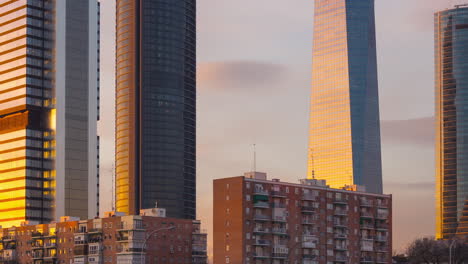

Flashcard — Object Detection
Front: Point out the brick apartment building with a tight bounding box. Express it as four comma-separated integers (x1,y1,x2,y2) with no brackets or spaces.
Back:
213,172,392,264
0,208,207,264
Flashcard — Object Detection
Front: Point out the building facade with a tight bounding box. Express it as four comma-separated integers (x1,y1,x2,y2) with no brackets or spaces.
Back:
0,210,207,264
0,0,99,228
307,0,383,194
115,0,197,219
214,172,392,264
435,5,468,239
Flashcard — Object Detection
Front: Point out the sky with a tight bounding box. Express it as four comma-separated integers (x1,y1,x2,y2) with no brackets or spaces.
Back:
98,0,467,257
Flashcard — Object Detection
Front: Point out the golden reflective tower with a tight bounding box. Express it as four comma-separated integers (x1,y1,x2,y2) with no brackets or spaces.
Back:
435,5,468,239
308,0,382,194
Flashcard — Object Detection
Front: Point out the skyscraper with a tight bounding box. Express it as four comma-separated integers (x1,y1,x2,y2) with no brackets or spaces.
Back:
307,0,383,194
435,4,468,239
115,0,196,219
0,0,99,227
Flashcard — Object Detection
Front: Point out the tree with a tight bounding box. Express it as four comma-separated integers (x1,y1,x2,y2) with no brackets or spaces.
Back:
405,236,468,264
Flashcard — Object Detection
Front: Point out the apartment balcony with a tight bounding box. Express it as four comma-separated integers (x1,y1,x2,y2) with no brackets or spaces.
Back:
333,197,348,205
301,206,315,213
302,194,317,201
375,246,388,252
333,220,348,228
254,214,270,222
271,191,287,198
253,201,270,209
271,203,286,208
272,216,287,222
253,189,269,196
32,243,44,249
253,253,270,259
334,233,347,239
88,228,103,234
302,241,317,249
271,228,288,235
376,224,389,231
376,213,388,220
360,257,374,263
360,223,374,230
271,253,288,259
360,200,373,207
375,236,388,242
377,202,389,209
376,257,388,263
253,227,270,234
360,212,374,219
44,243,56,248
335,245,347,251
334,209,347,216
31,232,43,238
335,255,347,262
1,236,15,241
302,219,314,225
254,239,271,247
302,254,318,260
361,236,374,241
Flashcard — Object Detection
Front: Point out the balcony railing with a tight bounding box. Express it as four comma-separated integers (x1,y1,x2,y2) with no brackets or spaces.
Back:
360,200,373,207
334,209,348,216
333,220,348,227
272,216,287,222
253,214,270,221
360,257,374,263
271,228,287,234
360,223,374,229
253,253,270,258
375,236,388,242
253,201,270,208
333,197,348,204
376,213,388,220
253,189,269,195
271,253,288,259
271,191,287,197
334,233,347,239
302,194,316,201
254,239,271,246
301,206,315,213
335,245,347,251
360,212,374,218
376,224,389,230
253,227,270,234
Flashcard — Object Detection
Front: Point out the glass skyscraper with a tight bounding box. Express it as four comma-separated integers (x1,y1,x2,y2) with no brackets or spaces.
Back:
435,5,468,239
115,0,196,219
0,0,99,227
307,0,383,194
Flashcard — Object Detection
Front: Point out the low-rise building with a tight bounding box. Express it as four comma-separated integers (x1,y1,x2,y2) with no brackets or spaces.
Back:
213,172,392,264
0,207,207,264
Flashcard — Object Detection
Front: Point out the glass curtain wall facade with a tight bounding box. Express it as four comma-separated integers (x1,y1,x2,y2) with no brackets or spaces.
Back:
435,5,468,239
307,0,383,194
0,0,99,228
115,0,196,219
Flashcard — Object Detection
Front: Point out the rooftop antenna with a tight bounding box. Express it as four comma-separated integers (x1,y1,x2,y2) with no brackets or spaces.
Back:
252,143,257,172
310,148,316,179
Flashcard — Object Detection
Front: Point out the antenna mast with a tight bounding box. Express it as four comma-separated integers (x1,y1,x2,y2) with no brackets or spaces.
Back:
253,144,257,172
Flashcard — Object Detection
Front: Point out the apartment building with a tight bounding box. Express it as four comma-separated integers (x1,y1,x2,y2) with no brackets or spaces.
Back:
213,172,392,264
0,208,207,264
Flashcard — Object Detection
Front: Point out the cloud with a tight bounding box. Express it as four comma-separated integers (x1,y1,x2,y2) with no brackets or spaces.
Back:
197,61,289,91
381,117,434,145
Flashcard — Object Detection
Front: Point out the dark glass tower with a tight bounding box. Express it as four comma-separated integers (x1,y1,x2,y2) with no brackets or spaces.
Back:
307,0,383,194
115,0,196,219
435,5,468,239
